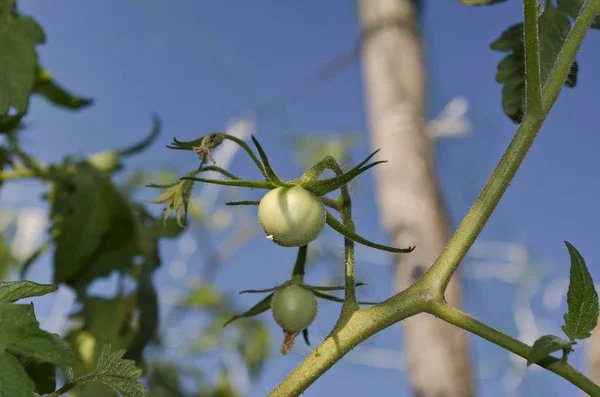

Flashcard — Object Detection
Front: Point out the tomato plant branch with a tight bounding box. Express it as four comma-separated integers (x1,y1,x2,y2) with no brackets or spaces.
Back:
291,245,308,279
429,302,600,396
423,0,600,293
523,0,543,113
269,1,600,395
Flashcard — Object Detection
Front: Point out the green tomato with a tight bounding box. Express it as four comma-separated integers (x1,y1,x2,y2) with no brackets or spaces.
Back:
271,285,318,333
258,186,326,247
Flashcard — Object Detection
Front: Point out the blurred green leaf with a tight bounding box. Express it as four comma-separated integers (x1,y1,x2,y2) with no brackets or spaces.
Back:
33,67,93,110
527,335,575,366
147,362,188,397
562,242,599,340
179,282,223,309
557,0,600,28
0,280,57,302
50,165,113,285
23,360,56,394
0,234,17,281
0,351,35,397
0,302,72,366
0,112,25,133
65,296,137,397
50,164,142,289
0,9,45,113
491,5,577,123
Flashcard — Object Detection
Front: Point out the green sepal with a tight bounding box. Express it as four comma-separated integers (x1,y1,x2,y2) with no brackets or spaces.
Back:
181,176,276,190
301,150,384,196
239,285,282,294
225,200,260,206
146,182,180,189
326,211,415,253
302,328,310,346
167,134,221,150
223,293,274,328
250,135,287,185
305,282,367,292
312,290,378,305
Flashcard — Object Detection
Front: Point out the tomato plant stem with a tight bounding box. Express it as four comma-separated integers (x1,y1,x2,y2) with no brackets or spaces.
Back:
269,1,600,395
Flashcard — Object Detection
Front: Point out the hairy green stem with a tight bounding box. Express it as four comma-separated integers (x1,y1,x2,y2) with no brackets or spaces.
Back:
269,1,600,395
523,0,543,112
424,0,599,292
291,245,308,279
429,302,600,396
47,373,98,397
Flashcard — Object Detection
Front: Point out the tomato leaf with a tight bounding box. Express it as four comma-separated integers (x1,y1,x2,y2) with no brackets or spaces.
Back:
0,7,45,114
91,342,149,397
23,360,56,394
562,242,599,340
33,67,93,110
0,302,72,366
0,281,57,302
527,335,575,366
0,351,35,397
0,112,25,133
491,4,577,123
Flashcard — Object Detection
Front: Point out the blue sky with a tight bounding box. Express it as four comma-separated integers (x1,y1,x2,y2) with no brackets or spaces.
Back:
5,1,600,396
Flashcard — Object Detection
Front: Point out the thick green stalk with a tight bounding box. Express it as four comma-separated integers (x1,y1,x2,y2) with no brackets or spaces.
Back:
523,0,543,112
268,1,600,395
424,0,600,292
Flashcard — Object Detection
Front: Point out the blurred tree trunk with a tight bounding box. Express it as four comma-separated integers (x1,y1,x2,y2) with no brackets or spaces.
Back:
357,1,475,396
587,327,600,386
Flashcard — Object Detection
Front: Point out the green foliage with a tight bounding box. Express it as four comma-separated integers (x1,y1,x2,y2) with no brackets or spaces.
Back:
524,242,598,367
558,0,600,28
562,242,599,340
22,360,56,394
92,342,149,397
33,67,93,110
0,280,57,302
0,2,45,114
527,335,575,366
50,163,137,288
0,351,35,397
491,3,578,122
0,281,71,396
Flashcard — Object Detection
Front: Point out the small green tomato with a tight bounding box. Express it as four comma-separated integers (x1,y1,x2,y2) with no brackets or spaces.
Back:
258,186,326,247
271,284,318,333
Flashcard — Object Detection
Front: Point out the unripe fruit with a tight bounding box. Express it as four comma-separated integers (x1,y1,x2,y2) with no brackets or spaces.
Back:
271,285,318,333
258,186,326,247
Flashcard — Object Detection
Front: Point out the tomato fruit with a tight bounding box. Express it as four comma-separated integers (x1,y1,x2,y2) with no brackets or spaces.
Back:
258,186,326,247
271,284,318,333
